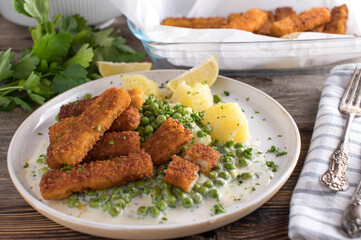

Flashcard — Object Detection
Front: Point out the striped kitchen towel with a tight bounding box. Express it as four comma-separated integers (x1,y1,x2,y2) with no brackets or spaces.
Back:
289,64,361,240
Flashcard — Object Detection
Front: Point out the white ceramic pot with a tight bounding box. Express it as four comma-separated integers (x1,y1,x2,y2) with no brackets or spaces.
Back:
0,0,122,26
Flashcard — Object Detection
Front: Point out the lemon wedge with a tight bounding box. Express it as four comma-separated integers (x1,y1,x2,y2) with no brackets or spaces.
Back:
120,74,161,99
96,61,152,77
165,54,219,92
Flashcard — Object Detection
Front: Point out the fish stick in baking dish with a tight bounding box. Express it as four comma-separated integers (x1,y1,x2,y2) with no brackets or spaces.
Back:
270,7,331,37
275,7,296,21
324,4,348,34
163,155,199,192
161,17,227,29
222,9,268,32
142,118,192,166
40,150,153,200
182,144,219,174
255,11,275,36
48,87,130,167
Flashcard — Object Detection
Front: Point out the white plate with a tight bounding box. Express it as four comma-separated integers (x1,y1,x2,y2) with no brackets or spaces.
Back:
7,70,300,239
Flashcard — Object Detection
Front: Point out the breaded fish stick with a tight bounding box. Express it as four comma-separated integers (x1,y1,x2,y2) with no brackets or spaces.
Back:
275,7,296,21
182,144,219,174
256,11,275,36
58,88,144,120
49,88,130,167
40,150,153,200
324,4,348,34
162,17,227,29
270,7,331,37
163,155,199,192
222,9,268,32
84,131,140,162
228,13,242,22
142,118,192,165
108,106,141,132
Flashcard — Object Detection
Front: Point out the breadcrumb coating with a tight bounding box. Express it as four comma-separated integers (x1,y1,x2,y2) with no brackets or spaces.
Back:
142,118,192,165
182,144,219,174
163,155,199,192
275,7,296,21
222,9,268,32
84,131,140,162
255,11,275,36
40,150,153,200
127,88,145,109
108,106,140,131
49,88,130,167
324,4,348,34
162,17,227,29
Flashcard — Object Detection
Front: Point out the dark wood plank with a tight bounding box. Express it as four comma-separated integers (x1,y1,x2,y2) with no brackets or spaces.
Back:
0,13,327,239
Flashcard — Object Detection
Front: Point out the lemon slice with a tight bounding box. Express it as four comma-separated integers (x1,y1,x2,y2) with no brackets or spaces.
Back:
165,54,218,92
96,61,152,77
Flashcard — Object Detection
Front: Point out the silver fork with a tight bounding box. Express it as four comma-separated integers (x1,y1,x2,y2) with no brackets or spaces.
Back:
320,67,361,191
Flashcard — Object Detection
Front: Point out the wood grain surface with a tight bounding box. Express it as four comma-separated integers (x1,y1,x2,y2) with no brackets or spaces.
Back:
0,15,330,239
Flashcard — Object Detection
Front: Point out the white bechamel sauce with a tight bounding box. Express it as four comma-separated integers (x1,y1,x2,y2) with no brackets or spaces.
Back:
25,139,272,225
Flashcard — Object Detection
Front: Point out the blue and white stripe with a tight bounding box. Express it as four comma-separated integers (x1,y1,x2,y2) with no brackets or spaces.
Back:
289,64,361,240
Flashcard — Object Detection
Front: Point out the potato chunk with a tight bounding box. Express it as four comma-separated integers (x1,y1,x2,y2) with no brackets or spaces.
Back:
120,74,161,99
202,102,250,143
171,82,213,112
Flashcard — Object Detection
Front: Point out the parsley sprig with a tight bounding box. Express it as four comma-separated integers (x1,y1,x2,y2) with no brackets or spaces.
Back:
0,0,146,112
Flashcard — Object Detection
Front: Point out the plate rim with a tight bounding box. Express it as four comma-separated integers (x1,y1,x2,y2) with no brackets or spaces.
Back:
7,69,301,235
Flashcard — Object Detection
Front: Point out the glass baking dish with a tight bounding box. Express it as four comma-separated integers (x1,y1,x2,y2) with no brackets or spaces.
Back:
127,20,361,75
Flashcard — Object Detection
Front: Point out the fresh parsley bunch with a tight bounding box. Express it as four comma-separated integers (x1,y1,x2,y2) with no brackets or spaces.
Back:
0,0,146,111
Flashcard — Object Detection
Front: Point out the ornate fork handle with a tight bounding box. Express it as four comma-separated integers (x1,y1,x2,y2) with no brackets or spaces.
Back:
320,113,355,191
342,181,361,238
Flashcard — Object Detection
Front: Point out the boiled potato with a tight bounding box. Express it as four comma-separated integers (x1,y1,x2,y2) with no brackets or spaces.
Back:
171,82,213,112
120,74,161,99
202,102,250,143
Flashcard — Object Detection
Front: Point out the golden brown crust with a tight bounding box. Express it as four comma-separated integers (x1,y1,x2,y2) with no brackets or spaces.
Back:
228,13,242,22
49,88,131,167
275,7,296,21
270,7,331,37
142,118,192,165
127,88,145,109
84,131,140,162
324,4,348,34
222,9,268,32
182,144,219,174
58,98,95,120
163,155,199,192
255,11,275,36
40,150,153,200
161,17,227,29
108,106,140,132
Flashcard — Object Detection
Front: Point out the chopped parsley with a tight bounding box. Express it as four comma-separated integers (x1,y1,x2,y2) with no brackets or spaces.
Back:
83,93,92,99
214,204,226,214
267,145,287,157
23,162,29,168
109,139,114,145
223,91,230,96
246,97,249,101
73,101,79,106
61,164,73,171
97,125,101,132
118,157,122,162
37,132,43,135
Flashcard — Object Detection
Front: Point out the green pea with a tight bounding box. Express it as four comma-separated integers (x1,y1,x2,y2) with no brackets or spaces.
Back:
122,193,132,203
213,162,222,171
157,115,167,125
222,155,233,162
219,171,230,180
89,198,100,208
208,189,219,199
157,200,168,211
172,112,182,120
137,206,148,216
145,178,153,184
113,199,126,209
214,177,226,186
240,172,253,180
175,191,186,200
234,142,243,148
102,201,111,211
144,110,152,117
109,206,121,217
192,183,200,191
225,140,234,148
224,162,236,170
68,193,78,200
86,190,96,196
149,116,156,122
164,195,177,208
67,199,80,208
112,187,123,195
214,204,226,214
208,171,217,179
99,193,109,201
38,167,49,174
204,124,212,134
150,102,159,110
152,194,162,204
161,188,172,197
129,188,141,197
181,197,194,208
140,117,150,126
197,130,206,138
143,185,151,195
220,146,229,154
172,187,182,194
192,192,203,204
151,186,161,195
151,121,159,129
227,151,236,157
109,194,118,201
135,180,145,188
213,94,222,103
150,206,160,218
197,186,208,195
238,158,249,167
144,125,154,134
204,181,214,188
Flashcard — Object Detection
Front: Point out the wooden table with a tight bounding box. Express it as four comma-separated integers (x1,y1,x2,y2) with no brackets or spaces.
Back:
0,15,330,239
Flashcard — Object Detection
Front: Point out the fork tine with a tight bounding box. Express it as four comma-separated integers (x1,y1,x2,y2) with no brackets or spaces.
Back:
348,68,361,105
340,67,358,104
